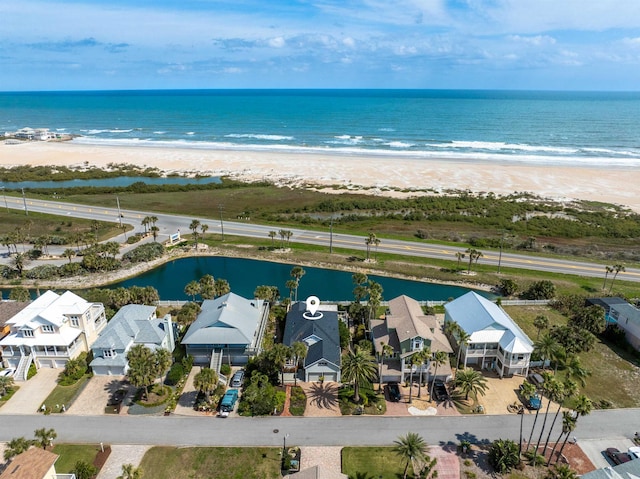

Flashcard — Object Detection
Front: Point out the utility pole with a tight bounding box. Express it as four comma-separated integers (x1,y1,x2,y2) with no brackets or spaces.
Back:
218,204,225,241
498,232,504,274
116,196,122,227
1,187,8,213
21,188,28,215
329,217,333,254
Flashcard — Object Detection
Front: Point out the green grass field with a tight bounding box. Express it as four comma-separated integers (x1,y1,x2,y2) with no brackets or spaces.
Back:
342,447,409,479
51,444,100,473
41,375,90,413
138,447,282,479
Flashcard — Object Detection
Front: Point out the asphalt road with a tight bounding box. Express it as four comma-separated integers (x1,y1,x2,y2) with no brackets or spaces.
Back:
0,409,638,447
3,195,639,282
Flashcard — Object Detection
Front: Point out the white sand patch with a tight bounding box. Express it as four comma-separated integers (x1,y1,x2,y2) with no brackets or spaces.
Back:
408,406,438,416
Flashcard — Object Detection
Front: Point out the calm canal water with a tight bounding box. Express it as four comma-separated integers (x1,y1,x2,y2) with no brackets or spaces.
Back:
0,176,220,190
111,256,492,302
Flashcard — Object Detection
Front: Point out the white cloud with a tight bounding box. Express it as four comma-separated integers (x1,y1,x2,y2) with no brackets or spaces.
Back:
268,37,286,48
508,35,556,47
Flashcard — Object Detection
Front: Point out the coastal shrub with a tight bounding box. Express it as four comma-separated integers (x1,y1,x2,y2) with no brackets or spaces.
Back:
25,265,59,280
59,354,89,386
498,278,518,297
521,280,556,300
165,362,185,386
126,235,141,245
0,265,17,280
26,249,43,260
58,262,83,277
122,242,164,263
176,302,201,326
9,287,30,302
27,362,37,380
220,364,231,376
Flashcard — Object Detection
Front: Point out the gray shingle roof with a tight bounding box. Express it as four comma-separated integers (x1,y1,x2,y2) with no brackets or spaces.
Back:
283,302,341,368
91,304,158,350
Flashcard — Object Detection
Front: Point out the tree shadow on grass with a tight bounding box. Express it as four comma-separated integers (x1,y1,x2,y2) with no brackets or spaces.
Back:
307,382,339,410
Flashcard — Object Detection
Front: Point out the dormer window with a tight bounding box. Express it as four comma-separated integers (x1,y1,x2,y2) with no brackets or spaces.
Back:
42,325,54,333
71,317,79,327
103,349,116,358
22,329,34,338
412,338,423,351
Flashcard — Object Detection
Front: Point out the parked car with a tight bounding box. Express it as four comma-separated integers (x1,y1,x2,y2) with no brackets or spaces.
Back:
231,369,245,388
433,380,448,402
527,393,542,410
0,368,15,378
629,446,640,460
606,448,631,465
219,389,239,417
387,383,401,402
528,372,544,386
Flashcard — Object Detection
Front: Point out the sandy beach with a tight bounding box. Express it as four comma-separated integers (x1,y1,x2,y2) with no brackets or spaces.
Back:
2,141,639,211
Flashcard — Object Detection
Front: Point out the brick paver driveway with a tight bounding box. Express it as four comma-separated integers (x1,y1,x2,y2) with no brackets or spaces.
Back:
67,375,129,416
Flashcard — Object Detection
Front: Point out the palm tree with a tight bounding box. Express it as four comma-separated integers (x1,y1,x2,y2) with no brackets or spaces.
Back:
545,464,578,479
465,248,483,273
488,438,520,473
608,264,626,293
0,375,14,396
367,280,383,321
271,343,292,386
533,315,549,341
393,432,428,479
454,368,488,402
150,225,159,242
603,265,614,290
12,252,26,276
377,342,394,391
268,230,276,246
285,279,298,303
62,248,76,263
117,464,143,479
429,351,448,401
453,326,470,376
548,411,577,467
290,266,306,301
291,341,308,386
543,379,577,458
364,233,378,261
534,333,561,370
199,274,215,299
194,367,218,399
565,355,590,387
200,223,209,240
455,251,465,270
189,219,201,249
34,427,57,449
534,374,562,457
4,437,35,461
141,217,150,234
341,346,377,403
184,280,200,301
214,278,230,298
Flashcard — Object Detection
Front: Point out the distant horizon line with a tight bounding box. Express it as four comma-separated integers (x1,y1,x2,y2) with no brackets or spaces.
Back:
1,87,640,95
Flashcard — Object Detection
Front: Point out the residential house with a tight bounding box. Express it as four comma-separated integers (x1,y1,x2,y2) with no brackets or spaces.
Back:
182,292,269,370
0,291,106,380
371,295,453,383
579,456,640,479
586,297,628,325
283,301,342,383
89,304,175,376
444,291,533,377
0,446,76,479
606,301,640,351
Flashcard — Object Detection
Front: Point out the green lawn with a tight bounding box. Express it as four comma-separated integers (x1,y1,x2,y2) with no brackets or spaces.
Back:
342,447,409,479
138,447,282,479
41,375,90,413
504,305,640,408
0,385,20,408
51,444,100,473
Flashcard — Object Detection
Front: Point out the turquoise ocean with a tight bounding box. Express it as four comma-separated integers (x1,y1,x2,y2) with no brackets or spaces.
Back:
1,89,640,167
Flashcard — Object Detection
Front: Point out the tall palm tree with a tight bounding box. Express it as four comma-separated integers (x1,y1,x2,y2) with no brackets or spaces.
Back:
150,225,159,242
364,233,377,261
214,278,230,298
12,252,26,276
194,367,218,399
608,264,626,293
189,219,201,249
455,251,465,270
367,280,383,322
290,266,306,301
34,427,57,449
429,351,448,401
377,342,394,391
268,230,277,246
141,216,150,234
565,355,590,387
285,280,298,303
393,432,428,479
602,265,614,290
416,347,431,398
291,341,308,386
454,368,488,402
184,280,200,301
533,315,549,341
200,223,209,240
548,411,577,467
534,374,562,458
62,248,76,263
341,346,377,403
534,333,561,370
271,343,292,386
465,248,483,273
454,326,471,376
543,379,577,457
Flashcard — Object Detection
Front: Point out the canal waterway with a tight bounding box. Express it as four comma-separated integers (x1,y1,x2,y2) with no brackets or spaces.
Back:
0,175,220,190
110,256,492,302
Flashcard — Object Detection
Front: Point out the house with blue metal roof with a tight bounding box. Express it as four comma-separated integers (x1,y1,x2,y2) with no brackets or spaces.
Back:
90,304,175,376
444,291,533,377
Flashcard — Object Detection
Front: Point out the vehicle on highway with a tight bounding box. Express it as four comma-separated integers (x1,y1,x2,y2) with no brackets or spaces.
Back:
433,380,448,402
606,448,631,465
231,370,244,388
219,389,239,418
387,383,401,402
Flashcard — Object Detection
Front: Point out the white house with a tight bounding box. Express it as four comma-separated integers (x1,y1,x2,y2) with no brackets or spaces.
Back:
90,304,175,376
444,291,533,378
0,290,106,380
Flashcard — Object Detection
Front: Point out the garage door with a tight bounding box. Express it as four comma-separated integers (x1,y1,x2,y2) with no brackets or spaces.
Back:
55,360,67,369
307,373,322,382
308,372,338,382
39,359,54,368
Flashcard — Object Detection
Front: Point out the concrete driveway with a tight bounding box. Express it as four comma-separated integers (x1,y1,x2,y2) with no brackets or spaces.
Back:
480,374,534,415
301,382,341,417
67,375,129,416
0,367,59,415
579,438,636,469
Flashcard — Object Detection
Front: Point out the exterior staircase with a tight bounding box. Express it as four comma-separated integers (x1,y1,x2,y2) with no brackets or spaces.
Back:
14,352,33,381
209,349,227,385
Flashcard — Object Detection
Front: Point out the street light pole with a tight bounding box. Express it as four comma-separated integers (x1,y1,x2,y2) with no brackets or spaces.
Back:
329,217,333,254
21,188,28,215
116,196,122,227
1,187,8,213
497,231,505,274
219,204,225,242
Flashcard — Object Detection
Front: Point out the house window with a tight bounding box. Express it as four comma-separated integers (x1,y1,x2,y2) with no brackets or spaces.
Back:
42,325,55,333
71,318,79,327
22,329,34,337
412,338,423,351
103,349,116,358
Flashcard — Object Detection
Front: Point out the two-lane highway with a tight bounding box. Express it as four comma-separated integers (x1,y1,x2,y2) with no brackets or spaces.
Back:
4,195,639,282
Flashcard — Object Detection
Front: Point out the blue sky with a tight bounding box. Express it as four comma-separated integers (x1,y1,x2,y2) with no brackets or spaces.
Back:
2,0,640,91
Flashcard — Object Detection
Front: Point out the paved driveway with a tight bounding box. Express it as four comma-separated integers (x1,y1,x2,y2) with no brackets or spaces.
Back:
481,374,532,415
301,382,341,417
0,368,59,415
67,375,129,416
579,438,636,469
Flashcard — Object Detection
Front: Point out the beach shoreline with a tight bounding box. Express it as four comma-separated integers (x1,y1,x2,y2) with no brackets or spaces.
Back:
2,141,639,211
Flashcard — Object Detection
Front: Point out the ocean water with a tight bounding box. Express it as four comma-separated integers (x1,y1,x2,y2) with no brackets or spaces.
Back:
1,89,640,167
